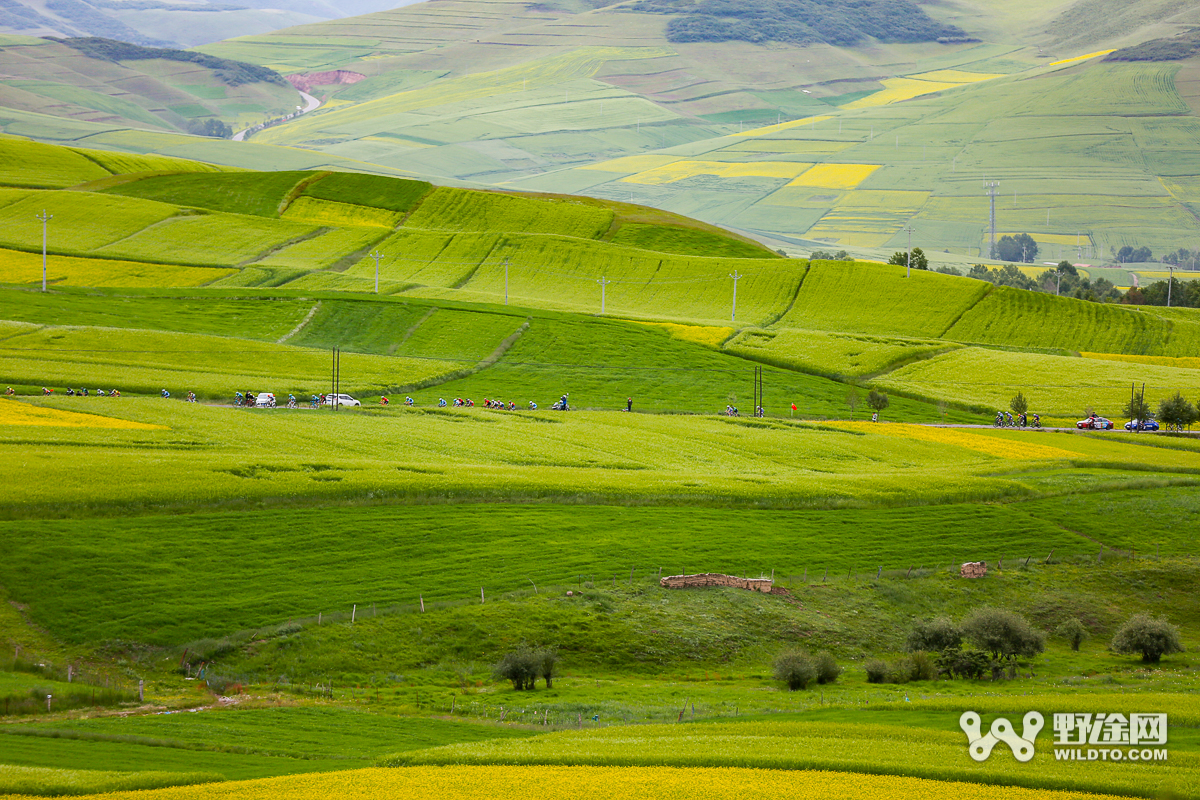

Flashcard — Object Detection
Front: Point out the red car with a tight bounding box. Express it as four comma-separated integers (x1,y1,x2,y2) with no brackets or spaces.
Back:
1077,416,1114,430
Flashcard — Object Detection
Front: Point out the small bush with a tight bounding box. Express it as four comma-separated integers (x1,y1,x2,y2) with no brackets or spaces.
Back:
906,616,962,652
773,649,817,690
814,652,841,684
1055,618,1089,651
888,657,914,684
935,647,990,680
864,659,889,684
494,645,556,690
1111,614,1185,663
910,650,937,681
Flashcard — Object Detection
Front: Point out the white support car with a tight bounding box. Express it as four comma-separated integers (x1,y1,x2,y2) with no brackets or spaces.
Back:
323,393,360,407
254,392,276,408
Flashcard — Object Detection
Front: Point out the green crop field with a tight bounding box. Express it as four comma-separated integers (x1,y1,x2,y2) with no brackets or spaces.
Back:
725,328,959,379
101,173,307,218
774,261,991,338
945,287,1200,358
403,188,615,239
873,346,1200,417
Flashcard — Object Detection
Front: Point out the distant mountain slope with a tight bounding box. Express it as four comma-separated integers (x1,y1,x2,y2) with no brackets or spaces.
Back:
0,0,424,47
0,35,298,133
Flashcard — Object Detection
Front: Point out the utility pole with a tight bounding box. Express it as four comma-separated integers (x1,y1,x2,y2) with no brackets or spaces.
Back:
904,225,914,278
729,270,742,322
504,258,509,305
36,209,51,292
597,276,611,314
369,250,383,293
1056,270,1062,296
984,182,998,258
1168,264,1174,307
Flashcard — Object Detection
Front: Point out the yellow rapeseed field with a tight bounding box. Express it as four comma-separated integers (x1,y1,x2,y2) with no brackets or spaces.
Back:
0,399,166,430
1049,50,1116,66
787,164,880,190
629,320,733,348
842,78,963,109
909,70,1004,84
832,422,1077,461
0,248,233,288
282,196,403,228
621,161,813,185
70,765,1133,800
732,115,833,137
1081,352,1200,370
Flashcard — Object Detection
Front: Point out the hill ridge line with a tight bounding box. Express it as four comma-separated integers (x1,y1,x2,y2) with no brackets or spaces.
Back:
277,301,322,344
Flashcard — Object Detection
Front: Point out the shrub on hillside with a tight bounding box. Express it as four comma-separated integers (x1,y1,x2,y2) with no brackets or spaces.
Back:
1111,614,1185,663
864,658,889,684
935,647,989,680
1055,618,1089,651
906,616,962,652
493,645,558,690
814,652,841,684
773,649,817,690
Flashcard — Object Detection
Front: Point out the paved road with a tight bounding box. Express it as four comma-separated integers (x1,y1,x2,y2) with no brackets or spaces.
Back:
232,90,320,142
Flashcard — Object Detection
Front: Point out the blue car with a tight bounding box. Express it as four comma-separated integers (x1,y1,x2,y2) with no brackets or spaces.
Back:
1124,419,1159,431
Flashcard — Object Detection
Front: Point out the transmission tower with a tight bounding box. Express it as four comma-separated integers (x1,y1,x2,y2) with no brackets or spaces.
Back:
985,182,998,257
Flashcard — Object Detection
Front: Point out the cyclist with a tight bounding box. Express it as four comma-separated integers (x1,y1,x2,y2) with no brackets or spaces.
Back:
42,387,52,396
112,389,120,398
287,394,297,408
405,396,414,406
5,387,13,396
380,396,390,406
438,398,447,407
311,394,319,409
1032,413,1040,428
161,389,170,399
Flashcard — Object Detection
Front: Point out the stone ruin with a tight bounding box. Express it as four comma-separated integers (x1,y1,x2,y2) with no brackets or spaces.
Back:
960,561,988,579
660,573,774,593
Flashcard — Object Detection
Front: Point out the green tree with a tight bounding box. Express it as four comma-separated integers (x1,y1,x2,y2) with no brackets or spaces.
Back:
866,389,889,417
1056,261,1078,276
1158,391,1198,431
888,248,928,270
906,616,962,652
845,386,860,419
962,608,1045,660
1055,618,1089,651
994,234,1038,263
773,649,817,690
1009,391,1027,415
1111,614,1185,663
1121,393,1152,424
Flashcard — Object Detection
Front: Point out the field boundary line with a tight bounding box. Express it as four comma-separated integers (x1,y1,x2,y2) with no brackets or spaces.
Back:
392,307,438,355
239,228,326,269
936,281,993,340
329,228,392,273
450,238,502,290
859,343,962,382
277,301,322,344
759,260,810,329
393,317,530,393
277,172,331,217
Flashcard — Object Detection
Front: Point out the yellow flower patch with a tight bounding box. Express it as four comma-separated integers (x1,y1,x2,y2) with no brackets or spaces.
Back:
0,400,166,430
909,70,1004,83
732,115,833,137
787,164,880,190
1049,50,1116,66
0,248,233,288
832,422,1077,461
628,320,733,348
842,78,963,109
77,765,1133,800
621,161,813,185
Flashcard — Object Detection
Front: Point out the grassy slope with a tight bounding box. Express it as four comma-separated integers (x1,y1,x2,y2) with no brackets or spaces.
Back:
2,481,1198,644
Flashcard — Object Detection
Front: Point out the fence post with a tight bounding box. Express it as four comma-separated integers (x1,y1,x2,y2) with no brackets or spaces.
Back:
481,587,485,604
876,566,882,580
822,568,827,582
905,566,913,578
138,680,144,702
420,595,425,612
351,604,356,623
318,612,322,625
